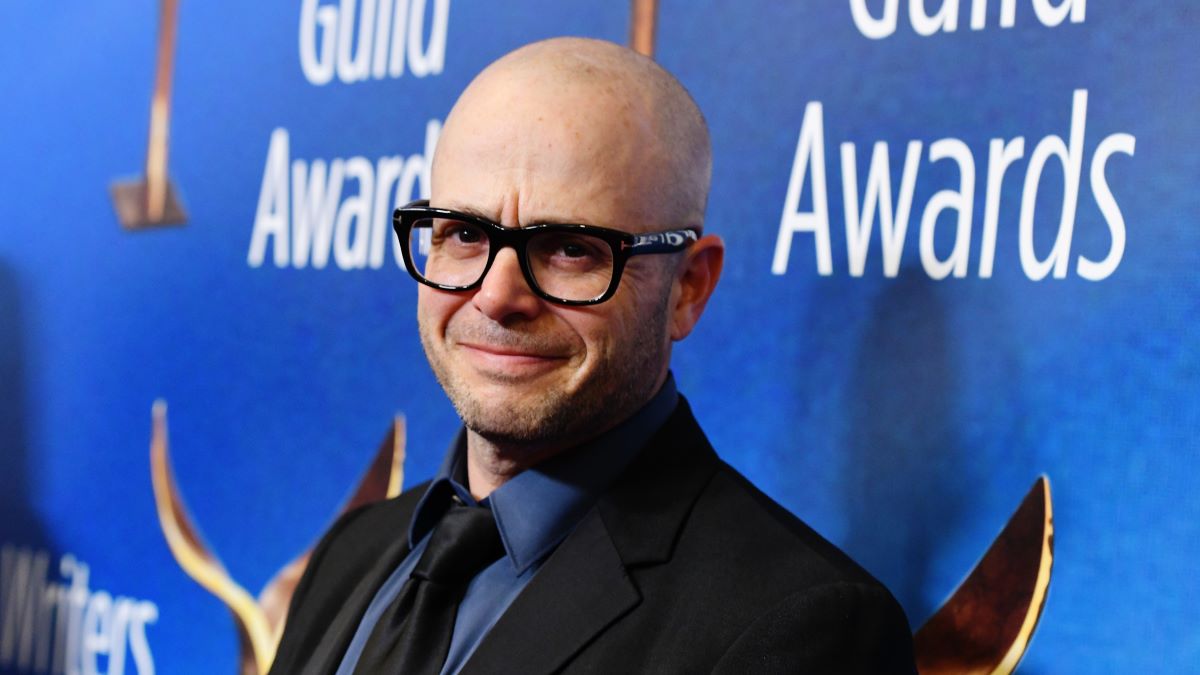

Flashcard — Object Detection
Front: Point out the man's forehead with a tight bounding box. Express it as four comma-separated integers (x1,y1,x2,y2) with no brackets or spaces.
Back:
430,156,647,230
431,95,659,229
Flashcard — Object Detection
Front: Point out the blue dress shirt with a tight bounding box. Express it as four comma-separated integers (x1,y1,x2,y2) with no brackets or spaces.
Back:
335,375,679,675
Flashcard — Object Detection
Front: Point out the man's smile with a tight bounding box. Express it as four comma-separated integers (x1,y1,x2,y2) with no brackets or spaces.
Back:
455,341,572,377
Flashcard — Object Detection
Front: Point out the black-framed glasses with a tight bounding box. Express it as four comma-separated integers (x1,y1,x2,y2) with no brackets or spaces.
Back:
393,200,699,305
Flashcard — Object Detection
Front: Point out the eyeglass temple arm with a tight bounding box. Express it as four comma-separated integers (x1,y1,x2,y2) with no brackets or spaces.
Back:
629,229,699,254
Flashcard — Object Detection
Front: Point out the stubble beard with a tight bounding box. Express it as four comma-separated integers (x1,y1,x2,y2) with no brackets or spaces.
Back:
419,293,672,453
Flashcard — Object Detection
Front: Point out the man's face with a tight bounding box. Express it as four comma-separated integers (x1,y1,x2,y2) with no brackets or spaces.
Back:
417,79,678,449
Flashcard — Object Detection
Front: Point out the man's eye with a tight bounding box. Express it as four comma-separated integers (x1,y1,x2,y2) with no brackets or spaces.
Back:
532,234,610,267
432,221,485,246
451,226,483,243
560,242,588,258
551,238,606,263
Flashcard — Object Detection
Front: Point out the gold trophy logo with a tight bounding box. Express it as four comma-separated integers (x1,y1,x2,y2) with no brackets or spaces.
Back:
915,477,1054,674
149,401,405,675
111,0,187,229
630,0,658,57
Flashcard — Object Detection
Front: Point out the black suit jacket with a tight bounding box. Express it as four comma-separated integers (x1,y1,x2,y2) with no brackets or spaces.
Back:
270,400,916,674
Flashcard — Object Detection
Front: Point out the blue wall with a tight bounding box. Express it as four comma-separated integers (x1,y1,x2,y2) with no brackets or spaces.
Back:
1,1,1196,672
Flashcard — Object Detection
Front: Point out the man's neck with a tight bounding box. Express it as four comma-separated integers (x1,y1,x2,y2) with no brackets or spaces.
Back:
464,431,565,501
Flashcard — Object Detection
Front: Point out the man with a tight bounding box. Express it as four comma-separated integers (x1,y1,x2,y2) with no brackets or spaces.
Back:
270,37,916,674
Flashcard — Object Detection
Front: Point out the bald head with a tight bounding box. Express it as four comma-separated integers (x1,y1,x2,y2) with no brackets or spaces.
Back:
432,37,711,230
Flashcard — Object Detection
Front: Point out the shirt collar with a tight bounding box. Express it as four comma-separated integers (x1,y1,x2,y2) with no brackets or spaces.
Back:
409,373,679,574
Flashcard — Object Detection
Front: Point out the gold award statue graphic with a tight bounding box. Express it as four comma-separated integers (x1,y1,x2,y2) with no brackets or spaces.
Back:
145,1,1053,672
111,0,187,229
150,402,406,675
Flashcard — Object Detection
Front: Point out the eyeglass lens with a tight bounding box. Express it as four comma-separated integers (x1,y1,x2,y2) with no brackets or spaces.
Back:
408,217,616,302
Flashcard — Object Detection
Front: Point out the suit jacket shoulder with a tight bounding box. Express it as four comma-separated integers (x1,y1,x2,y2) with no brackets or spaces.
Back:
541,398,917,673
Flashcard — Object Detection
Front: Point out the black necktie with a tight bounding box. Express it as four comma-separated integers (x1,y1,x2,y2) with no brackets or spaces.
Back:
353,504,505,675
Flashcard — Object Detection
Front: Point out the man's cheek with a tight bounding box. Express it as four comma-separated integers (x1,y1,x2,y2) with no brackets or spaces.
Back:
420,295,459,339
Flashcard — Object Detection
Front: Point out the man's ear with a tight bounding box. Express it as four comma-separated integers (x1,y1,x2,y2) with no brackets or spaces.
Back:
669,234,724,341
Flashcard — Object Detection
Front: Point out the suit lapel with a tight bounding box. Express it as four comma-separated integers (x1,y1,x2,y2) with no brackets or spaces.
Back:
597,398,721,567
460,513,640,675
305,512,416,674
460,398,721,674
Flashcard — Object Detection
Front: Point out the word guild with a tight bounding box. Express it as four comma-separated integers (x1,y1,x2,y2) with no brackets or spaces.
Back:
850,0,1086,38
300,0,451,85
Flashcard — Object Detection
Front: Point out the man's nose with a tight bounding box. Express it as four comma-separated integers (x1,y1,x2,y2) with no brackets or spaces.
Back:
472,247,543,321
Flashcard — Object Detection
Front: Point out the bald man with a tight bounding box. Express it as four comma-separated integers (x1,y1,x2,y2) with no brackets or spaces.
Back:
270,38,916,674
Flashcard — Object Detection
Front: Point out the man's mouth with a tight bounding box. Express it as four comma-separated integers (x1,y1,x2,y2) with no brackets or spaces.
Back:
456,341,570,374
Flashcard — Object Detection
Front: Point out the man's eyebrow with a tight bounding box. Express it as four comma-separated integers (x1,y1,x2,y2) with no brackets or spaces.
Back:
441,204,496,221
441,204,601,228
522,213,603,227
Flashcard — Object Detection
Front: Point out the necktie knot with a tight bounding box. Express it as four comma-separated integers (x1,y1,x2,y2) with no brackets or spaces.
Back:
412,503,505,585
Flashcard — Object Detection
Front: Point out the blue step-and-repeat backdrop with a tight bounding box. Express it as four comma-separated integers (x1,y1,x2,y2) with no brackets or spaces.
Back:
1,1,1196,673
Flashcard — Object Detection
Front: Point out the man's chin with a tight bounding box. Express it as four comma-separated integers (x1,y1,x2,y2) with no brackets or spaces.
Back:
456,397,575,446
449,355,580,393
